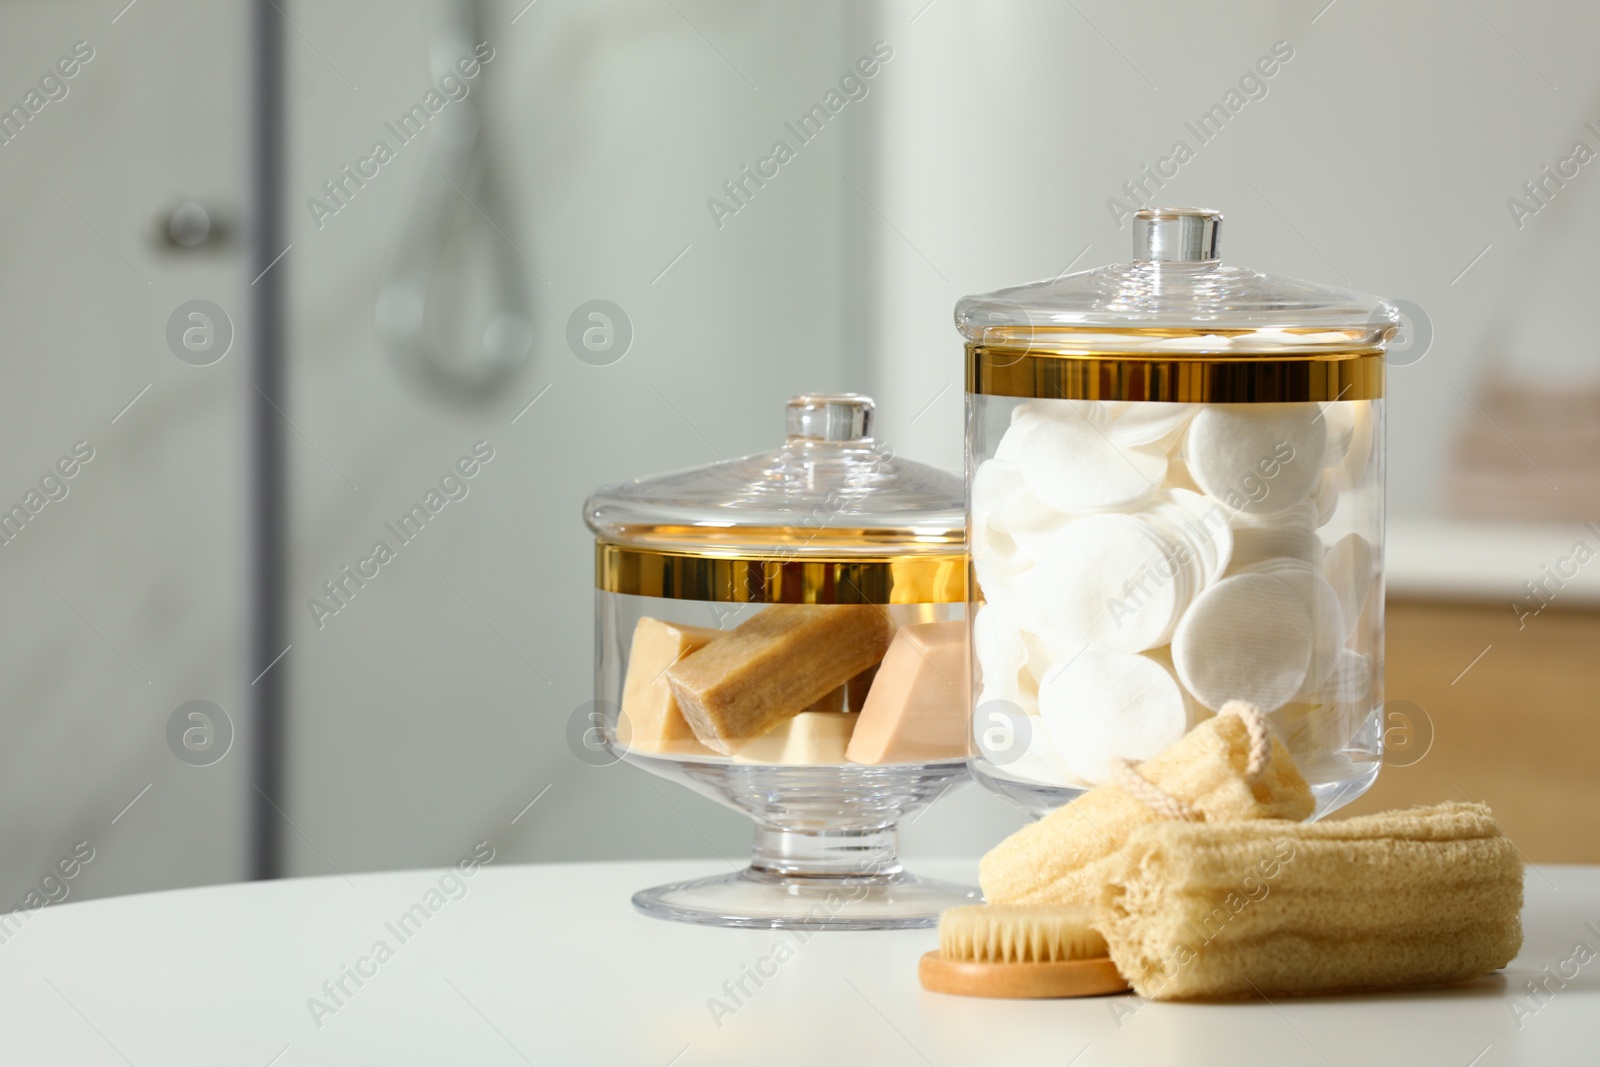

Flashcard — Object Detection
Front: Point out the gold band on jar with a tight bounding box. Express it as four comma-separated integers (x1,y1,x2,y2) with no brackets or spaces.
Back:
596,542,967,604
966,344,1385,402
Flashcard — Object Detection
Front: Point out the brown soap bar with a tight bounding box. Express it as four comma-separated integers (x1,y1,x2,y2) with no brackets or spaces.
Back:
666,604,893,754
806,684,847,714
617,617,721,756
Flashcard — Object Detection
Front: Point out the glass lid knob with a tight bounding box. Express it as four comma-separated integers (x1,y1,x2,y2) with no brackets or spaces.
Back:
785,393,873,442
1133,207,1222,263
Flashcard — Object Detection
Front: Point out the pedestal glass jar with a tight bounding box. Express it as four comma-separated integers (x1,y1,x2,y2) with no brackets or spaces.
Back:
960,208,1396,817
585,394,979,928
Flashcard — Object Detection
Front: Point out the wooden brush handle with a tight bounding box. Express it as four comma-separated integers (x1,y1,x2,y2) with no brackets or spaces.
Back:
918,952,1129,999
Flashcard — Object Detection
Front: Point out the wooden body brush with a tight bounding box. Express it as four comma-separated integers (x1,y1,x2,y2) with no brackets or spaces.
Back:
919,905,1129,998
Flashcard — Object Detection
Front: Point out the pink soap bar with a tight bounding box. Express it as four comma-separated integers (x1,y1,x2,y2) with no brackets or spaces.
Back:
846,620,971,764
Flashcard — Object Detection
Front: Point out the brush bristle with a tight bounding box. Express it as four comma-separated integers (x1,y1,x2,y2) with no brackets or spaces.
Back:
938,905,1108,964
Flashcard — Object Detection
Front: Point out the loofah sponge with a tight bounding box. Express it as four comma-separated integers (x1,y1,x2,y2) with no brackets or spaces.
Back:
1097,801,1524,999
980,702,1313,907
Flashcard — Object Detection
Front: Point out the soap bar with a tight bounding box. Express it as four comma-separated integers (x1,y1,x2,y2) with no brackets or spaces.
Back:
667,604,893,754
847,620,970,764
617,617,721,756
733,711,856,765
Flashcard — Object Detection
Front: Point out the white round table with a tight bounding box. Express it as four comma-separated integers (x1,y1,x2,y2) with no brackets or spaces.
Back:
2,858,1592,1065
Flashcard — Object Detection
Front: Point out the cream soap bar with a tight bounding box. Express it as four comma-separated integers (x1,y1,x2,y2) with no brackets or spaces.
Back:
732,711,856,765
617,617,721,756
847,620,970,764
667,604,893,754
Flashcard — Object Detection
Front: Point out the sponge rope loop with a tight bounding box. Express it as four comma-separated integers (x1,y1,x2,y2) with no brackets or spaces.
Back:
1110,757,1204,821
1111,700,1273,821
1219,699,1272,782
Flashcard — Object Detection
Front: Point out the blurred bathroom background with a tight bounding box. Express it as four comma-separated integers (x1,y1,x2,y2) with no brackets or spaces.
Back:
1,0,1596,906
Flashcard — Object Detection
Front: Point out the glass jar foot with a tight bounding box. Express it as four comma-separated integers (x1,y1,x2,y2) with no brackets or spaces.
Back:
632,866,980,930
632,821,979,929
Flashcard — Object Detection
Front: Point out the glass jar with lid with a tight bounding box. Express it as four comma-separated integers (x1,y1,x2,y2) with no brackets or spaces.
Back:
959,208,1395,817
584,394,979,928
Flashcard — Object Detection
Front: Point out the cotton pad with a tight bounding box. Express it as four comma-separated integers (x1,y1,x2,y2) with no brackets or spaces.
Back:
1164,456,1203,494
996,401,1109,463
1312,470,1340,527
1226,555,1346,696
1020,627,1075,688
1326,648,1373,705
1021,415,1168,512
1024,415,1164,511
1133,506,1208,618
977,725,1057,783
1029,397,1116,425
1320,401,1356,467
994,407,1041,463
1183,403,1327,514
1109,402,1197,448
1143,643,1203,722
971,502,1024,579
1227,522,1323,573
975,603,1027,681
1224,501,1320,575
1323,533,1374,638
1151,489,1234,586
972,459,1027,534
974,705,1085,787
1037,649,1192,784
1033,514,1185,653
1171,572,1314,712
975,604,1037,716
1327,401,1374,491
1260,560,1347,699
1231,497,1318,532
972,545,1029,610
970,514,1014,565
978,682,1039,720
971,460,1030,589
1003,489,1075,561
1273,647,1374,761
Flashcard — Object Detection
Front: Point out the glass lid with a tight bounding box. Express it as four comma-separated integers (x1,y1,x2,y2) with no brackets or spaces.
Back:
955,208,1399,355
585,394,964,557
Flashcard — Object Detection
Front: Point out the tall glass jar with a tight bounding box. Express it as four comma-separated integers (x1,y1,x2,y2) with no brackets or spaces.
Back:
585,394,979,928
960,208,1395,817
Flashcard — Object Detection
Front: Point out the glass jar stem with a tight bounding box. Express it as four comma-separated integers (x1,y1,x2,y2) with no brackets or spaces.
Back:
749,824,904,880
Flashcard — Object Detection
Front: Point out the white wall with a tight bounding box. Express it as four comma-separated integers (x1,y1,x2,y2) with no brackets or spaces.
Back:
0,1,252,903
865,0,1600,510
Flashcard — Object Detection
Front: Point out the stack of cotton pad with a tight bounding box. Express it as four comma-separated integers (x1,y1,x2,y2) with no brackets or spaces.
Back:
971,398,1377,787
